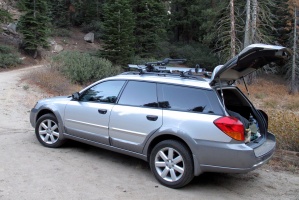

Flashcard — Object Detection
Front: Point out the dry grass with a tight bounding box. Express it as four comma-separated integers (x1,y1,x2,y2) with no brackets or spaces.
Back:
268,150,299,173
238,74,299,152
23,65,81,96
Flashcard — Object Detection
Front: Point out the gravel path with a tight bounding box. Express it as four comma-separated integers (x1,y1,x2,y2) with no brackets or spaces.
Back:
0,66,298,200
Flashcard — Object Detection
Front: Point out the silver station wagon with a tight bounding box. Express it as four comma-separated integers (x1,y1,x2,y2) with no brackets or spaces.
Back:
30,44,290,188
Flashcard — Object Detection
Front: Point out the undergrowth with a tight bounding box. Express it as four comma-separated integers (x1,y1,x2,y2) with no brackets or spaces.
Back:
24,66,81,95
51,51,122,85
239,74,299,152
0,45,21,68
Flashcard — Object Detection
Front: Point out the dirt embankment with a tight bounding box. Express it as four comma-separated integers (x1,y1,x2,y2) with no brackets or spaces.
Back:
0,66,298,200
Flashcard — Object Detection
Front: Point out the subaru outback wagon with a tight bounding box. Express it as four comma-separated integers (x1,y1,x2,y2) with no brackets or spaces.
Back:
30,44,290,188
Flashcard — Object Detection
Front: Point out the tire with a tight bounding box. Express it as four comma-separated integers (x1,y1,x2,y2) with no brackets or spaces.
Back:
150,140,194,188
35,114,64,148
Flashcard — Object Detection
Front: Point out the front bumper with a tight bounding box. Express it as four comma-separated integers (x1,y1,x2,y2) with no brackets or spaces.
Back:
30,108,38,128
192,133,276,176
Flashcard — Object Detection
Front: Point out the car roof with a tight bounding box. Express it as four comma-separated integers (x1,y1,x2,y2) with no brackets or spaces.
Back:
104,73,212,89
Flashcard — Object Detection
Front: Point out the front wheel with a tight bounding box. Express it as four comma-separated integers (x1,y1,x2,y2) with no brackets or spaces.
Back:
35,114,64,148
150,140,194,188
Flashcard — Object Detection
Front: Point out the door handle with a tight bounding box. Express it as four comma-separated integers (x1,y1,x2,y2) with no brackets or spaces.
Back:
146,115,158,121
98,109,107,114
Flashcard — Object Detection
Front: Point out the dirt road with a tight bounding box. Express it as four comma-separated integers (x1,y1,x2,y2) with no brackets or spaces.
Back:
0,66,298,200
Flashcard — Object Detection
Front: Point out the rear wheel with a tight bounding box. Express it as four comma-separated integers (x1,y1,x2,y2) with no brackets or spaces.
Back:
150,140,194,188
35,114,64,148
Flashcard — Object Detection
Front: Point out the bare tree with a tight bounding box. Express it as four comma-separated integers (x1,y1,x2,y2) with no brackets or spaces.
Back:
251,0,257,43
288,0,299,94
244,0,251,47
215,0,242,62
230,0,236,57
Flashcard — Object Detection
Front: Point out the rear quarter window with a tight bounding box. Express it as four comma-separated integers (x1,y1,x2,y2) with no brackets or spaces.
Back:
158,84,223,115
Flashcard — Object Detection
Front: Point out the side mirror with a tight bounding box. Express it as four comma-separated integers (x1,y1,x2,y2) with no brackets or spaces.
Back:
72,92,80,101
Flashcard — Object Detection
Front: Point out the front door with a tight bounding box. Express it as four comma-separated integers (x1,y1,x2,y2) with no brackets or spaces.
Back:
64,80,125,145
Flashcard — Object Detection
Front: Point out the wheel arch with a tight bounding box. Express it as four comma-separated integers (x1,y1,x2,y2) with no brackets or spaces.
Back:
145,134,193,162
143,130,202,176
35,106,66,138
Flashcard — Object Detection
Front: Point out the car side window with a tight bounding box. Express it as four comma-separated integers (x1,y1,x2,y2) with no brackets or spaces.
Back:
159,84,213,113
118,81,158,107
80,81,125,103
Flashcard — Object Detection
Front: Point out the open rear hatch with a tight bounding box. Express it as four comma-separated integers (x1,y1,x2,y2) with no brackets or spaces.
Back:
210,44,291,145
210,44,291,86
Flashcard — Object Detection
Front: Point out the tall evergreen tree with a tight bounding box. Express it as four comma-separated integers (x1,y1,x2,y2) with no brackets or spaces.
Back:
18,0,50,57
71,0,104,25
132,0,168,57
101,0,135,65
47,0,70,27
170,0,204,42
273,0,291,46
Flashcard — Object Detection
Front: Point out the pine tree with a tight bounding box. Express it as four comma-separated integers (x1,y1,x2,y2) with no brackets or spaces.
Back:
273,0,291,46
71,0,103,25
170,0,204,43
132,0,167,57
18,0,50,57
47,0,70,28
101,0,135,65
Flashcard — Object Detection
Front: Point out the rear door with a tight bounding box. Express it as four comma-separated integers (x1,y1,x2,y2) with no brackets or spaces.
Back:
109,81,162,153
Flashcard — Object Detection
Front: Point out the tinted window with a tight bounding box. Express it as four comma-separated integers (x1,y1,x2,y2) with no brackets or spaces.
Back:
160,84,213,113
118,81,158,107
80,81,125,103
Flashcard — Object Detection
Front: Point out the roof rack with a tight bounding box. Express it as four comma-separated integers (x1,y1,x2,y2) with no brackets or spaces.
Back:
121,71,207,81
125,58,212,80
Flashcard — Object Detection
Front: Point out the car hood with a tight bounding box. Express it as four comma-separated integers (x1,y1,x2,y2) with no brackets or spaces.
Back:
37,96,71,105
210,44,291,86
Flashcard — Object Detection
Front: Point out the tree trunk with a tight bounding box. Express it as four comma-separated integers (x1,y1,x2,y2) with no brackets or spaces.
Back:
251,0,257,43
230,0,236,57
290,6,298,94
244,0,251,47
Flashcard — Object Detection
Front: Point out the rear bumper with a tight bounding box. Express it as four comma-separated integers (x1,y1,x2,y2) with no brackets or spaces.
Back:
192,133,276,176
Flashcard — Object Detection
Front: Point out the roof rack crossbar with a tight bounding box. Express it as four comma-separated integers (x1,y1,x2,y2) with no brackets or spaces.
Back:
120,71,206,81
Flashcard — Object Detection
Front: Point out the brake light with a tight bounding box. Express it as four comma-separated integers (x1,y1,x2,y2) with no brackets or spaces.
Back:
213,117,245,141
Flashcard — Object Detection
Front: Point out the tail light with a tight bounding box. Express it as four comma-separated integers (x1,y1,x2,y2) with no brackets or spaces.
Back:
213,117,245,141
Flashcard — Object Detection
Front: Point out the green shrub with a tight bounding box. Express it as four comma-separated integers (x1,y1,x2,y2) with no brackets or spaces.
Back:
0,9,12,23
51,51,122,85
0,45,21,68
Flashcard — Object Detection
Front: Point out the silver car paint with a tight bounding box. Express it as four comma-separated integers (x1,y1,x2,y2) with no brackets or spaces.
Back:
64,101,115,145
109,105,163,152
161,110,232,142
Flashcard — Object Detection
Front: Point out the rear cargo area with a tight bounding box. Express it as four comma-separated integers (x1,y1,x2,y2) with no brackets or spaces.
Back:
218,87,266,143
